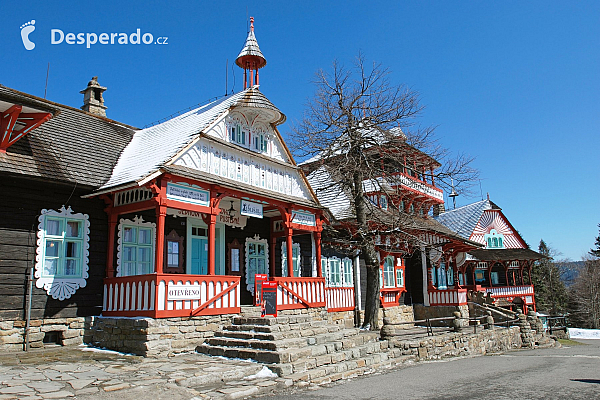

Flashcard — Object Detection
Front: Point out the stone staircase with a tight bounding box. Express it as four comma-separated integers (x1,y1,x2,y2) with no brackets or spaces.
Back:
196,311,413,384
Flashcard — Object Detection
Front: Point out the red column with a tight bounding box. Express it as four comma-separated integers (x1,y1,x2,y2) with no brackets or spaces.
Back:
471,265,476,286
155,204,167,274
207,214,217,275
270,237,276,277
286,228,294,277
504,267,509,286
106,211,118,278
315,231,322,278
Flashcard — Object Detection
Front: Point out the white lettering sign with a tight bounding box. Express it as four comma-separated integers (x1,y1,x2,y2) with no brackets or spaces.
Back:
167,284,201,301
166,183,210,206
240,200,263,219
291,211,316,226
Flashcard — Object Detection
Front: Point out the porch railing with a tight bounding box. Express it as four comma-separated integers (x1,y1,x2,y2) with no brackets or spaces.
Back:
428,288,468,306
325,286,355,312
380,287,406,308
274,277,326,310
102,274,241,318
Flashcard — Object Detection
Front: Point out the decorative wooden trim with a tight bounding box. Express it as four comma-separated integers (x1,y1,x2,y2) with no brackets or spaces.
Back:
116,216,156,277
35,206,90,300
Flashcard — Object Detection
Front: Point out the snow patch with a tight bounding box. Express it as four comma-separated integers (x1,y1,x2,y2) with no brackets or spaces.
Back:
78,344,136,356
244,366,278,380
568,328,600,339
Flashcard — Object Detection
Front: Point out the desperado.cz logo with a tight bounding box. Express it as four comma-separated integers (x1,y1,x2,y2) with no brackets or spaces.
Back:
20,20,168,50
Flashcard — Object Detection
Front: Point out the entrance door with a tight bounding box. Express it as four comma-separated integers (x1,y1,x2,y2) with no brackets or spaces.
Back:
191,237,208,275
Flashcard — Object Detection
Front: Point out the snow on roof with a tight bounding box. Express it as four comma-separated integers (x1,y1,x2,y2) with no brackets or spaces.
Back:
434,199,498,239
100,87,283,190
306,166,354,220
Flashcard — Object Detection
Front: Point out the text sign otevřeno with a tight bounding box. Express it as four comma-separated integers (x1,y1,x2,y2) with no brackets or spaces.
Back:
167,284,201,301
240,200,263,218
166,182,210,206
291,210,316,226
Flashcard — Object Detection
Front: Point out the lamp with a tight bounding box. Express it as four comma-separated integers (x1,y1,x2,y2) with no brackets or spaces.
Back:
228,201,236,217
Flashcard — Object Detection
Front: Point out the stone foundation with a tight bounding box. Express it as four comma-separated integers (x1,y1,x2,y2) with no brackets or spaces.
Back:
358,305,414,329
0,317,89,351
388,326,523,359
413,304,469,327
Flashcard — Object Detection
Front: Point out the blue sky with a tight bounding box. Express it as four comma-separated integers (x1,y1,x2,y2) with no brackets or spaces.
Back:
2,1,598,260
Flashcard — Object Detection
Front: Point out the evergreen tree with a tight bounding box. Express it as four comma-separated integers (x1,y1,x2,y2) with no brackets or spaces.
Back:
590,224,600,257
531,239,568,314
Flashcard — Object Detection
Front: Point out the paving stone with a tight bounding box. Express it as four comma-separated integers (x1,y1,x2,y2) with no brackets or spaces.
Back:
0,386,36,395
26,381,65,393
67,378,95,390
38,390,74,399
103,382,130,392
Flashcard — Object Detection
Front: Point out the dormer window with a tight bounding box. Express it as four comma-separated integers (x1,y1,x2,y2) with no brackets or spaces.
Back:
484,229,505,249
230,125,246,145
254,133,268,153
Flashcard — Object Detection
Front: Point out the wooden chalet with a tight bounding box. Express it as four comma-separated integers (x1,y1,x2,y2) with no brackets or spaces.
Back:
435,197,543,311
302,131,481,312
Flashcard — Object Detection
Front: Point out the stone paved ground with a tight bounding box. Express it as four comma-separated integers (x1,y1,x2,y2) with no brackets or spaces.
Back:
0,346,291,400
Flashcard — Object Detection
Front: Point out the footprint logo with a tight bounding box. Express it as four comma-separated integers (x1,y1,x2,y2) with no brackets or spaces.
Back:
20,20,36,50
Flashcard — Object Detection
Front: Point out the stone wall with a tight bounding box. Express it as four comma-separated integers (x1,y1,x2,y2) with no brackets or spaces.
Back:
0,317,89,351
388,326,523,360
358,305,415,329
413,304,469,327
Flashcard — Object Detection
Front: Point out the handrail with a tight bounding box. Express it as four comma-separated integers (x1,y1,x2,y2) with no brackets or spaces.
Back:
190,280,239,316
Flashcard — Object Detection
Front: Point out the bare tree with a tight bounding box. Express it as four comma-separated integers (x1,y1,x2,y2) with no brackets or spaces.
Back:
569,255,600,329
290,54,479,329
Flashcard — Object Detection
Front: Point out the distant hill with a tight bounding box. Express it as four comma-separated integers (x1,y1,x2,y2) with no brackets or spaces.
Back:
557,261,584,286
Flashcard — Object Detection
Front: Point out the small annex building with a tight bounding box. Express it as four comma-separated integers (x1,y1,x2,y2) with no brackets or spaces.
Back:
435,196,543,311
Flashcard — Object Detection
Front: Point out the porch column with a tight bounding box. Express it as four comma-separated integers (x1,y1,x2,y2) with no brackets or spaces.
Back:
504,266,509,286
270,236,276,277
314,231,322,277
155,204,167,274
421,246,429,306
471,265,476,286
207,214,217,275
286,228,294,277
487,266,493,287
106,211,118,278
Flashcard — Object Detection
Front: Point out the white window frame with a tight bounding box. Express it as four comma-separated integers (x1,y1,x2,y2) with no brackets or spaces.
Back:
117,216,156,277
383,256,395,288
342,257,353,287
35,206,90,300
245,235,269,293
396,268,404,288
281,242,301,277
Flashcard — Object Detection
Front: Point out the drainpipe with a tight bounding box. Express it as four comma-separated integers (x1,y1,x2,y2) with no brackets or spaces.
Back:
421,246,429,306
25,267,33,351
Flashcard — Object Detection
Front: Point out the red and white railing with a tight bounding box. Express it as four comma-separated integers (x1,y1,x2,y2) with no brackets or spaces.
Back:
428,288,468,306
102,274,241,318
380,287,406,308
476,285,536,306
325,286,355,312
274,277,326,310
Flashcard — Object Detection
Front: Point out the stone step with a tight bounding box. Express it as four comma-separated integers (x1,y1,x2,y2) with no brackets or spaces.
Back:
209,329,379,353
224,320,345,336
232,315,312,327
197,333,385,367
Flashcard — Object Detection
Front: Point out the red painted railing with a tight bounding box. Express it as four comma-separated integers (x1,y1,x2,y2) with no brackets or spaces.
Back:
274,277,326,310
428,288,468,306
102,274,241,318
325,287,355,312
380,287,406,308
473,285,536,307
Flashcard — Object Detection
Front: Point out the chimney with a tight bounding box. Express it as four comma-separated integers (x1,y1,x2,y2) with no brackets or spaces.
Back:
80,76,107,117
433,203,445,217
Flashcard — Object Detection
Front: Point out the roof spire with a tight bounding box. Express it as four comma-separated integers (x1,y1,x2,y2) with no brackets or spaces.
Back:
236,17,267,89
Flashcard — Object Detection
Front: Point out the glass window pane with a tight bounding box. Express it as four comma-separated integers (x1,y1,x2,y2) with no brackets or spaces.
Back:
138,247,151,262
65,259,78,276
258,244,265,256
45,241,60,257
138,228,152,245
46,219,62,236
123,227,136,243
43,259,57,276
65,241,79,258
66,221,81,238
123,246,136,262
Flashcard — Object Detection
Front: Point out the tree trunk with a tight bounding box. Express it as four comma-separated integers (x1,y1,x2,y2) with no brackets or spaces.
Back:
362,263,380,329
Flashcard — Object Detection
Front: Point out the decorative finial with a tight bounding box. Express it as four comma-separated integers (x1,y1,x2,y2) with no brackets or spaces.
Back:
250,17,254,32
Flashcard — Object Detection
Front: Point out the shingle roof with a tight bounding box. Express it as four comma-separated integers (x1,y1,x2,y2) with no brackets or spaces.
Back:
434,199,500,239
100,87,284,190
0,84,136,188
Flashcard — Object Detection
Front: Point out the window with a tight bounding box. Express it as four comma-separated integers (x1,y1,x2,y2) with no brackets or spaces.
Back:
35,206,90,300
117,216,155,277
396,268,404,288
484,229,505,249
436,261,448,289
329,257,342,287
342,257,353,286
281,242,301,277
383,256,395,287
245,235,269,293
230,124,246,145
380,195,388,210
446,265,454,286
